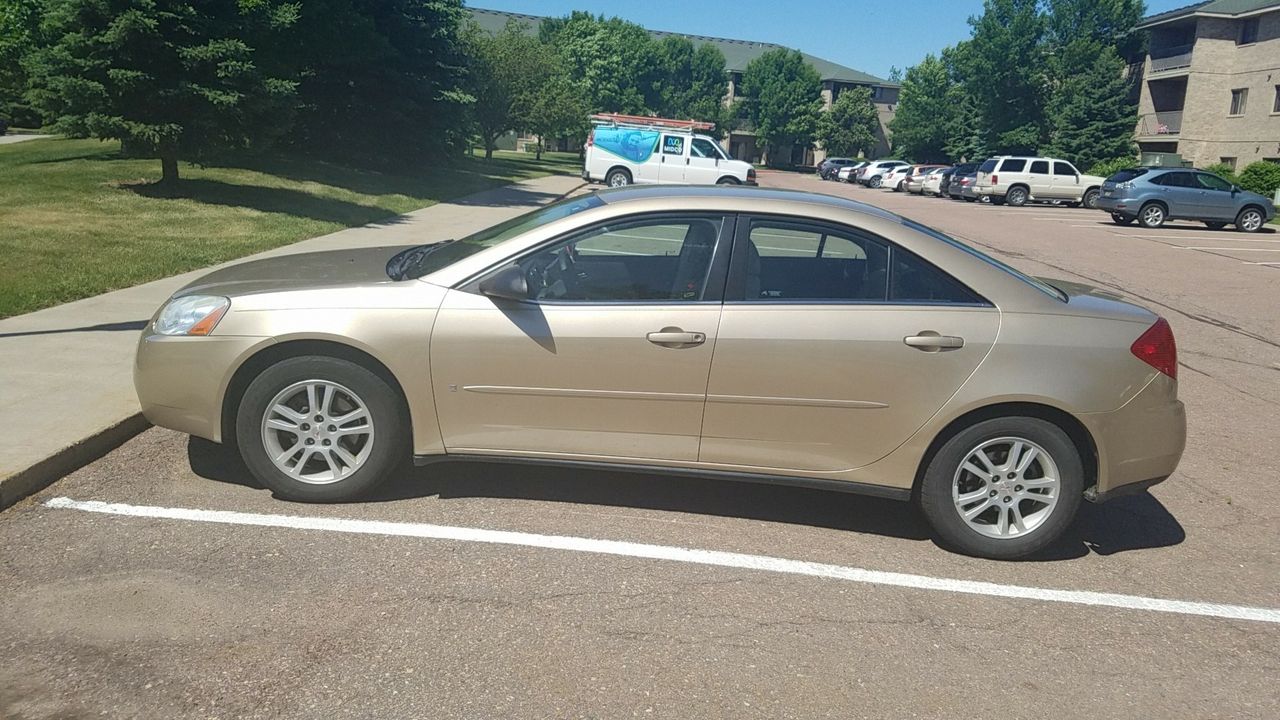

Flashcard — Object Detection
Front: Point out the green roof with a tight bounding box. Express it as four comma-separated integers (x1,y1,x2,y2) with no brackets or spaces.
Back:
1138,0,1280,28
468,7,893,86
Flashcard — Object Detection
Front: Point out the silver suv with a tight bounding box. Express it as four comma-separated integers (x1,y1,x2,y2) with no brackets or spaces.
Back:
1097,167,1275,232
974,156,1105,208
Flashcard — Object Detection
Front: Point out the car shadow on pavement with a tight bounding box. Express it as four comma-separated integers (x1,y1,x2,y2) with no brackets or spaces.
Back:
0,320,147,339
187,438,1185,560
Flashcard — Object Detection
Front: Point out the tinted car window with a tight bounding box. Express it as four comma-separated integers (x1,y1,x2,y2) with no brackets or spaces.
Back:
1030,160,1049,174
891,249,983,304
1000,159,1027,172
1153,171,1194,188
1053,162,1077,176
979,159,998,173
1109,168,1149,182
512,216,723,302
744,222,887,301
1195,173,1233,191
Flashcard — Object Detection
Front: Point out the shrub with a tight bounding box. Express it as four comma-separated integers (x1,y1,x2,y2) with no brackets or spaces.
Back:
1088,157,1138,179
1203,162,1240,185
1237,161,1280,198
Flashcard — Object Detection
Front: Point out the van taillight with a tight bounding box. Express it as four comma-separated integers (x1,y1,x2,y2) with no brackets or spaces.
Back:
586,130,593,147
1131,317,1177,379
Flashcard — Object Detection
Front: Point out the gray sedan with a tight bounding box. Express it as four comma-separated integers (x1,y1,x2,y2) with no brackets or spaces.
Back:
1098,167,1275,232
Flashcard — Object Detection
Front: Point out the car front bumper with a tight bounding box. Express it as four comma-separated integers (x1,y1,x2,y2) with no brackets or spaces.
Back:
134,331,274,443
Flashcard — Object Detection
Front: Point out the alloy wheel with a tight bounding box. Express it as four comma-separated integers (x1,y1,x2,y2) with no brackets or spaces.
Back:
261,380,375,484
952,437,1060,539
1008,188,1027,206
1141,204,1165,228
1238,209,1263,233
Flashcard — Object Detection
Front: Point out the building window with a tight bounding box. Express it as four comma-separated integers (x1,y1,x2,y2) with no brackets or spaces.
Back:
1220,157,1237,170
1274,85,1280,113
1230,88,1248,116
1239,17,1260,44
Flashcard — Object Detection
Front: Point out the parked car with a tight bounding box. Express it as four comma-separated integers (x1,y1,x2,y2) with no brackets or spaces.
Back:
1097,167,1276,232
938,162,979,197
974,156,1104,208
949,171,980,201
584,121,756,187
920,168,948,196
835,161,869,182
818,157,857,180
881,165,914,191
135,185,1185,560
857,160,908,188
905,165,948,194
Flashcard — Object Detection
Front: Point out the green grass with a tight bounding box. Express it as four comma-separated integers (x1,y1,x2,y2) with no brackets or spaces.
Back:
0,139,580,318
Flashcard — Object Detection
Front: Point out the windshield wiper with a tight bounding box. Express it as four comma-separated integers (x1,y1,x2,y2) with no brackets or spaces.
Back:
386,240,455,281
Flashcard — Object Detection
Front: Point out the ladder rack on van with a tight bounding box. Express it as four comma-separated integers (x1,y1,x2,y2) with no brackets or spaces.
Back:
589,113,715,134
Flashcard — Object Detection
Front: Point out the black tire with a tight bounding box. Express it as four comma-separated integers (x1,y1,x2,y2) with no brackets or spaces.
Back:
1006,186,1029,207
1235,206,1266,233
1082,188,1100,209
918,417,1084,560
963,197,977,203
990,196,1005,206
716,176,741,185
1203,221,1227,230
1139,202,1166,228
1111,212,1134,226
605,168,631,188
236,355,409,502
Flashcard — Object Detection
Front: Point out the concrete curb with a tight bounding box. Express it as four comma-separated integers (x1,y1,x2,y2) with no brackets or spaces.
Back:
0,177,588,512
0,414,151,510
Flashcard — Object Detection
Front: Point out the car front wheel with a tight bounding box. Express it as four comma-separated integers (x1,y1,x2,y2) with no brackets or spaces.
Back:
1236,207,1265,233
919,417,1083,559
236,355,409,502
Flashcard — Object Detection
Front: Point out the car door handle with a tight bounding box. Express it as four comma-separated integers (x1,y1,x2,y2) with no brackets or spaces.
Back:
904,333,964,351
647,329,706,347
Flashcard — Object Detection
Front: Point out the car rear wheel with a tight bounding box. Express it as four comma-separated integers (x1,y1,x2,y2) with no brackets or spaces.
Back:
606,168,632,188
716,176,741,185
868,176,882,188
919,417,1083,559
1203,221,1227,230
1111,212,1134,226
1139,203,1166,228
237,355,409,502
1082,189,1100,209
1006,186,1029,207
1236,207,1265,233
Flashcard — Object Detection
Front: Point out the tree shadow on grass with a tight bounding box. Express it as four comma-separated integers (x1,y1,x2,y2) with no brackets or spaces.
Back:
124,178,397,226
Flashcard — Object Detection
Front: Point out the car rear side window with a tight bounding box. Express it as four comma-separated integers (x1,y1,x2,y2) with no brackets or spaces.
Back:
1153,171,1194,187
1000,159,1027,172
1030,160,1049,174
979,160,998,173
891,248,984,304
1109,168,1148,182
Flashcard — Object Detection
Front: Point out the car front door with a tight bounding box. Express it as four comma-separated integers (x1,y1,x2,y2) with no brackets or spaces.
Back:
1192,171,1238,220
431,213,732,462
658,134,687,183
699,216,1000,473
1050,161,1083,201
688,137,724,185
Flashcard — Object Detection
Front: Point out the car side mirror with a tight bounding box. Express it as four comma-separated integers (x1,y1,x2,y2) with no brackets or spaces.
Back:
478,263,528,301
1232,185,1241,194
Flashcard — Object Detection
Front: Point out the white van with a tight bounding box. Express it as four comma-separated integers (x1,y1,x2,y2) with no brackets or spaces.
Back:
583,117,756,188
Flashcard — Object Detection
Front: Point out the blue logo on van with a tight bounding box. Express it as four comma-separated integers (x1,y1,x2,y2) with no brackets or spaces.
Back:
593,127,659,163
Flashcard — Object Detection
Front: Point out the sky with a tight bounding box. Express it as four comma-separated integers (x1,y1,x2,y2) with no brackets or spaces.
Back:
472,0,1199,81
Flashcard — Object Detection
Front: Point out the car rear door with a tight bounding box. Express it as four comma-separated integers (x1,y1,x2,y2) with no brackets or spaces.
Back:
658,134,688,183
1027,160,1052,198
698,215,1000,473
431,213,733,462
1151,171,1202,218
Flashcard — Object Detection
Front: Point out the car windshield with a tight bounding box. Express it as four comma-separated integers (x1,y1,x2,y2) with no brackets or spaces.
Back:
393,194,605,280
1109,168,1149,183
901,219,1068,302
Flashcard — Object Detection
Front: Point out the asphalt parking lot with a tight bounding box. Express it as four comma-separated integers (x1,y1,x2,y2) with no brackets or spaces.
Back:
3,173,1279,719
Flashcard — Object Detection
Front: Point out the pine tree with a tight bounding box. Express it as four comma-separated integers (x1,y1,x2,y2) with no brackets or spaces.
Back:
25,0,298,189
1046,43,1136,170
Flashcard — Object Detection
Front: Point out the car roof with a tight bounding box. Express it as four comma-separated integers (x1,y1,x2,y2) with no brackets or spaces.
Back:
593,184,901,222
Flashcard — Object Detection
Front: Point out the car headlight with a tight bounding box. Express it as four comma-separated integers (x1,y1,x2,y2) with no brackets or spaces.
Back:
153,295,230,336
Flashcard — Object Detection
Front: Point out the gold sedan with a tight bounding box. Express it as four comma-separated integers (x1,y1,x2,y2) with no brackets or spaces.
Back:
135,186,1185,559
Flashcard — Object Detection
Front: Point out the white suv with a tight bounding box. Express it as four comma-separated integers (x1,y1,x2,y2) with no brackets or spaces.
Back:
974,156,1105,208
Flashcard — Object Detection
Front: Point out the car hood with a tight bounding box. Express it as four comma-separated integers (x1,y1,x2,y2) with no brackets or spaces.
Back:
178,246,411,298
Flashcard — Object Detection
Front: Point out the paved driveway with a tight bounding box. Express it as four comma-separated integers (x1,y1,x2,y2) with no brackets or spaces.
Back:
2,173,1277,719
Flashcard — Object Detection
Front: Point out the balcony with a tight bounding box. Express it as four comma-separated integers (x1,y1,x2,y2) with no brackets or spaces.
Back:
1137,111,1183,137
1149,44,1193,73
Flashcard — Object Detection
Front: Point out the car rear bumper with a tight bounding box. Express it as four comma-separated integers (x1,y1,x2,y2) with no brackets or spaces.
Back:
1095,196,1130,213
134,332,273,443
1080,375,1186,499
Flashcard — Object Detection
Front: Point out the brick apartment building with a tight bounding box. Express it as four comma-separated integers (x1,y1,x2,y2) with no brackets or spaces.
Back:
469,7,900,165
1135,0,1280,169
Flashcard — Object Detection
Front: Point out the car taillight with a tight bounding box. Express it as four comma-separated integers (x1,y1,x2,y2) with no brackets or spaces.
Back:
747,168,756,178
991,174,998,184
1131,317,1177,379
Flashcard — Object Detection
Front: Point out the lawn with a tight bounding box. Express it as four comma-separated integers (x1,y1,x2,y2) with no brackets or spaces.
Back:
0,138,581,318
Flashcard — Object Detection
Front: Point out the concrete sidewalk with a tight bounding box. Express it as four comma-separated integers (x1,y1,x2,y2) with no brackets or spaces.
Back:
0,174,585,507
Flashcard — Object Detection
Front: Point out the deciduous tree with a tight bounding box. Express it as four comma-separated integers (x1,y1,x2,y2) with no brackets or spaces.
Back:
739,48,821,164
463,19,558,159
816,86,878,158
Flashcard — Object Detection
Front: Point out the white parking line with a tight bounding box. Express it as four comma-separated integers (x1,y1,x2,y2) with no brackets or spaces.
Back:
43,497,1280,625
1244,262,1280,265
1174,247,1280,252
